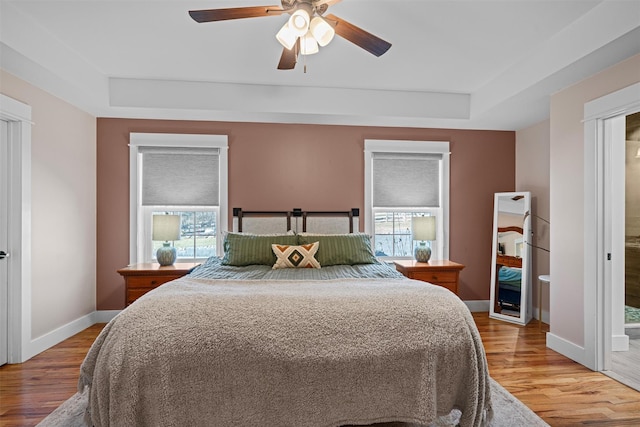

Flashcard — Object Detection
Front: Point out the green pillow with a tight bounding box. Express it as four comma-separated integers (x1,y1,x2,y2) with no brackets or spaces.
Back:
297,233,377,266
222,233,298,266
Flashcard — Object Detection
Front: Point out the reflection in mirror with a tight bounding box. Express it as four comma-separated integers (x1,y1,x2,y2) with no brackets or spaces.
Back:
489,192,532,325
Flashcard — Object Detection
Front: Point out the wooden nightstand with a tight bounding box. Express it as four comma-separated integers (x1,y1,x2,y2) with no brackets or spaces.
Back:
118,262,200,305
393,260,465,295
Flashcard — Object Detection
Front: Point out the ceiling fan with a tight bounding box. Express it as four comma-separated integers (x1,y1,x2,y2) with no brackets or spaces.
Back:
189,0,392,70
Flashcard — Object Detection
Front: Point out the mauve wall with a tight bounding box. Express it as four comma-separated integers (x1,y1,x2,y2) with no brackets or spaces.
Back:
97,118,515,309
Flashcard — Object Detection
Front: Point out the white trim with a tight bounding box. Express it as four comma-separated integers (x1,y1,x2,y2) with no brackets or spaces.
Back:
535,308,550,325
584,83,640,122
27,312,95,357
0,94,32,363
611,334,629,352
606,116,627,361
363,139,450,259
95,310,121,323
23,310,122,358
546,332,586,366
464,300,490,313
129,133,228,263
583,82,640,371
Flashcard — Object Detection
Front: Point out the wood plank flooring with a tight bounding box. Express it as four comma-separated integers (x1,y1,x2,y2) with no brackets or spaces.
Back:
1,314,639,426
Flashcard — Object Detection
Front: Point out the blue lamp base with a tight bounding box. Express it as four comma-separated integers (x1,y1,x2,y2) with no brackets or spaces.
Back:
414,242,432,263
156,242,176,266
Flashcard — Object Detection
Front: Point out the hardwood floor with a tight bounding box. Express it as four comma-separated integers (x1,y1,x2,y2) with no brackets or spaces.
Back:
0,324,104,427
1,314,639,426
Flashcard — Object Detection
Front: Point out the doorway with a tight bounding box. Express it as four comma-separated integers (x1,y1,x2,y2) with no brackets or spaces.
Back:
604,112,640,391
624,112,640,327
0,93,33,364
583,82,640,373
1,119,8,366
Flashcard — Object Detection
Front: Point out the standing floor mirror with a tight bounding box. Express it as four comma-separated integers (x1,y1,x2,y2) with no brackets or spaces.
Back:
489,192,532,325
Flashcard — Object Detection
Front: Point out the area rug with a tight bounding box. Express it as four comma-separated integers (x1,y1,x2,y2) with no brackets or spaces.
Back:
625,305,640,324
36,378,548,427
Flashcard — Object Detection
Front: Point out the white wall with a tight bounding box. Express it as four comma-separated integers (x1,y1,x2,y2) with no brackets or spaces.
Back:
549,54,640,350
0,69,96,341
516,120,550,323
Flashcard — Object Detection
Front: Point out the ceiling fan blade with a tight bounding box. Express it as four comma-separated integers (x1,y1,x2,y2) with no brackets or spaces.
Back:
189,6,285,23
277,39,300,70
324,13,391,57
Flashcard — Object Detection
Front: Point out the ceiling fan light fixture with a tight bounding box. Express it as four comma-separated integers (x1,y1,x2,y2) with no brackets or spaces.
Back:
300,31,319,55
288,8,310,36
276,22,298,50
310,16,334,47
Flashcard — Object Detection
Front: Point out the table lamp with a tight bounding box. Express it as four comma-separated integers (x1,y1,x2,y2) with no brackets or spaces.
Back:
153,214,180,266
412,216,436,262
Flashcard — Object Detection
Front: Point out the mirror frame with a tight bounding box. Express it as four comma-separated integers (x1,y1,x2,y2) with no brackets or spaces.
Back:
489,191,532,325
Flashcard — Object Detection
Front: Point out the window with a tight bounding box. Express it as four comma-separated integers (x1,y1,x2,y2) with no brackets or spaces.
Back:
364,140,449,261
129,133,228,263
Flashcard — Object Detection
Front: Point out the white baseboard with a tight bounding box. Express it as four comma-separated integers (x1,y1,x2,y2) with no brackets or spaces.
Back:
612,334,630,352
533,307,550,324
23,310,122,362
95,310,121,323
546,332,586,366
27,311,96,361
464,300,490,312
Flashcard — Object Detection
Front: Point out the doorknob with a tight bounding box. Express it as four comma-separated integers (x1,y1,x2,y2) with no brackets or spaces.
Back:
0,251,9,259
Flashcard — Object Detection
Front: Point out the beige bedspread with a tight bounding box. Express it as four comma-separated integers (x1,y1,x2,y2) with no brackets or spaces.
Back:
79,277,492,427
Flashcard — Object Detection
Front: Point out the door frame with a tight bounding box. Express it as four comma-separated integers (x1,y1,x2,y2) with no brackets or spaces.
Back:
0,93,33,363
583,82,640,371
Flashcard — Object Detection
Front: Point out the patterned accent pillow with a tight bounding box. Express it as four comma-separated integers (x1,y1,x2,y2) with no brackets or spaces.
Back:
272,242,321,269
296,233,377,266
222,232,298,266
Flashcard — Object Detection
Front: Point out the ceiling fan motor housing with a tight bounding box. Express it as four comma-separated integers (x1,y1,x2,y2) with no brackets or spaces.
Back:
282,0,328,17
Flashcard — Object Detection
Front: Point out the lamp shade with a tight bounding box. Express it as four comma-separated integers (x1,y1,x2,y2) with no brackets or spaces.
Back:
276,22,298,50
152,215,180,242
288,9,310,36
412,216,436,241
300,31,319,55
310,16,335,47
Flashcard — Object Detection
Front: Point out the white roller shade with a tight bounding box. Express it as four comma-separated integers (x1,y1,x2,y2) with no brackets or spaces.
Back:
140,147,220,206
372,153,440,208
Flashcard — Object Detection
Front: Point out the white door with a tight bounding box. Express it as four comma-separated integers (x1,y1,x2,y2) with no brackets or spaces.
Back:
0,119,9,366
604,114,628,365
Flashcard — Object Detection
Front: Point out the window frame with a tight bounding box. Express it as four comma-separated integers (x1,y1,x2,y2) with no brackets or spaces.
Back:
129,133,228,264
364,139,450,261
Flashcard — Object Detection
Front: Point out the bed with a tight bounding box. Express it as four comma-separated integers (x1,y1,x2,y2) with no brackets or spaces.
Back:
496,266,522,310
79,209,492,427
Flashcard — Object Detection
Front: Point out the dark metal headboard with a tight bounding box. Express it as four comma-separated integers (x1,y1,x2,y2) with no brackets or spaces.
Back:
232,208,360,233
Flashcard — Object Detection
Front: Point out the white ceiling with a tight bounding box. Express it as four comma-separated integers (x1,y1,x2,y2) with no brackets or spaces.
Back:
1,0,639,130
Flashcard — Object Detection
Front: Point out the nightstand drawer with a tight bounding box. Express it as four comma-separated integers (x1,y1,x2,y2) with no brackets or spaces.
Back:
393,260,464,296
410,271,457,284
126,275,179,289
432,281,457,293
118,262,200,306
127,287,157,304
